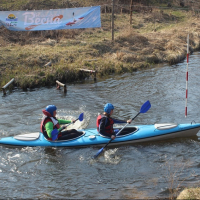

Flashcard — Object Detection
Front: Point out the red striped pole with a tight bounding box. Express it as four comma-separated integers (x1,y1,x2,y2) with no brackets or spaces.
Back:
185,34,189,117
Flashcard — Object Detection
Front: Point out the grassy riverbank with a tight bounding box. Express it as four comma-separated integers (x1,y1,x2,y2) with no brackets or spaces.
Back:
1,0,200,91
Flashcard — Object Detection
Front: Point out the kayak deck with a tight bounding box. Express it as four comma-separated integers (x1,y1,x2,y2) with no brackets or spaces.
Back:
0,123,200,147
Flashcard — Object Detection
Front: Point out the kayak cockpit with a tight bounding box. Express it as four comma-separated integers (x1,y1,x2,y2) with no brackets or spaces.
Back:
44,131,85,142
100,127,138,138
14,131,86,142
117,127,138,137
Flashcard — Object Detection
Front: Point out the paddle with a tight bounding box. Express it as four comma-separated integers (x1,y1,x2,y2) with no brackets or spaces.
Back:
93,100,151,159
51,113,84,141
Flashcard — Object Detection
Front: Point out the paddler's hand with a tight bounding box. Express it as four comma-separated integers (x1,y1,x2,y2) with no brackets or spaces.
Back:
127,119,132,124
72,119,76,123
111,135,116,140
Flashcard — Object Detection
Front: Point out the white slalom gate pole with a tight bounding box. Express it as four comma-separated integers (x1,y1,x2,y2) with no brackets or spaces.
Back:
185,34,189,118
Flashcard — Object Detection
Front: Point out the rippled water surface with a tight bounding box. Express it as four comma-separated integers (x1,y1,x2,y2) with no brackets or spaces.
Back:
1,52,200,199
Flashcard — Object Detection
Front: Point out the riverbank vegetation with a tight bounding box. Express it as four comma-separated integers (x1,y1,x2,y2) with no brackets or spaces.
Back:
1,0,200,91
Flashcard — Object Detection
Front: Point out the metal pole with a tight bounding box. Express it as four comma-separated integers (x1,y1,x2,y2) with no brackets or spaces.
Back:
185,34,189,117
112,0,114,41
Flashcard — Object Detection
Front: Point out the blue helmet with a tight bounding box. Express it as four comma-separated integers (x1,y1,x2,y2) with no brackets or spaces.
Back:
104,103,114,114
45,105,57,116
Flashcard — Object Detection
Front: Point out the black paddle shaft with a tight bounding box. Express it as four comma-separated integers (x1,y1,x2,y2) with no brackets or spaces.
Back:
93,100,151,159
100,112,141,150
131,112,140,121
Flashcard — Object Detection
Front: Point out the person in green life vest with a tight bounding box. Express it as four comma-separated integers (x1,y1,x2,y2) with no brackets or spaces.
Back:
40,105,83,141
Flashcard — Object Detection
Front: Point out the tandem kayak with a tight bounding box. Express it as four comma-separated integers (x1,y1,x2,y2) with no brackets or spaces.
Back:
0,123,200,147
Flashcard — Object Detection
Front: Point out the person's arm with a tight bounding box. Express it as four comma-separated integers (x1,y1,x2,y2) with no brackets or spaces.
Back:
57,119,73,131
112,118,126,124
58,119,72,124
45,121,54,138
45,119,72,138
112,118,132,124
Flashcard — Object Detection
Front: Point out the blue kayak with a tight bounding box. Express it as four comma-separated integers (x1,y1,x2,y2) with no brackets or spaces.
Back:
0,123,200,147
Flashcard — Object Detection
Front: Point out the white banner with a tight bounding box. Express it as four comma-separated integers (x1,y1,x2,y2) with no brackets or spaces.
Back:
0,6,101,31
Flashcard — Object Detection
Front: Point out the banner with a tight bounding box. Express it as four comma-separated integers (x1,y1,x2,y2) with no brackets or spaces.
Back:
0,6,101,31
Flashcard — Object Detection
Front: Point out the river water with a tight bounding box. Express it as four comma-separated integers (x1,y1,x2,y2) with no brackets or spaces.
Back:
1,52,200,199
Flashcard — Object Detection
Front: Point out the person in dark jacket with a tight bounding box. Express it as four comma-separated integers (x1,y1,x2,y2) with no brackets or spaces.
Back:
96,103,132,139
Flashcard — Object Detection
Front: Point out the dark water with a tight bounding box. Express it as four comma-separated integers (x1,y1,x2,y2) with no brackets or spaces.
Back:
1,52,200,199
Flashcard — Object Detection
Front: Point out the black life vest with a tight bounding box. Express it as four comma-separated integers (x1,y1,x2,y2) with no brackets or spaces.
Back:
96,114,114,134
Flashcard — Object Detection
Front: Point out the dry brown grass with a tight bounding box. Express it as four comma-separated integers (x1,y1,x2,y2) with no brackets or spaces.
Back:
177,188,200,199
1,2,200,89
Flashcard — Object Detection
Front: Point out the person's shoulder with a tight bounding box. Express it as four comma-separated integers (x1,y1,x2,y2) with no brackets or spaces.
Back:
101,114,108,118
101,115,107,120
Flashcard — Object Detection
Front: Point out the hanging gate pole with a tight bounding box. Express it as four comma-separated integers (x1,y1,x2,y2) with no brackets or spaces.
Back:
185,34,189,118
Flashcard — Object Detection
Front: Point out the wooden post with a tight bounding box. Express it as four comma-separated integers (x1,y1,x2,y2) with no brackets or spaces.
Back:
130,0,133,25
56,80,67,93
112,0,114,41
94,71,97,81
44,61,52,67
79,69,97,81
2,78,15,96
2,88,6,96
